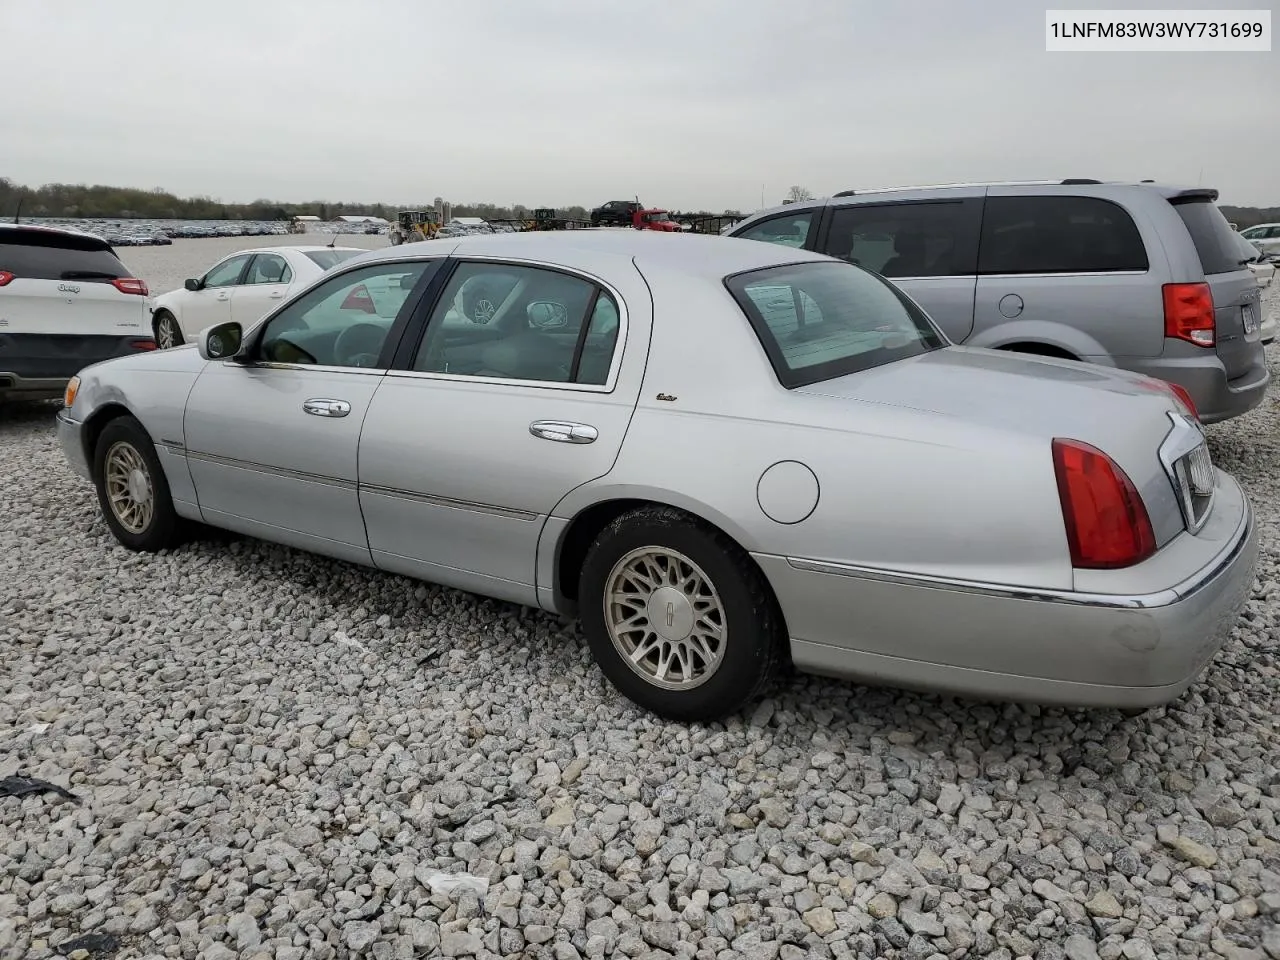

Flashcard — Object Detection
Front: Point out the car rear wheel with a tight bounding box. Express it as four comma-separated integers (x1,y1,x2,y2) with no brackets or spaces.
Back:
154,311,184,349
578,506,784,721
92,416,183,551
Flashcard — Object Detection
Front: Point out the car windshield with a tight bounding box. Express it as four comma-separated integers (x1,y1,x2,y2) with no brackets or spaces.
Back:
304,250,362,270
725,260,946,388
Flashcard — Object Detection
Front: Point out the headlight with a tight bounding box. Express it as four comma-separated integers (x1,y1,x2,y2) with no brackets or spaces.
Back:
64,376,80,408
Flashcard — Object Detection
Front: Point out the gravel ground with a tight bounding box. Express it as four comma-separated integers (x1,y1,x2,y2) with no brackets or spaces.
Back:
2,287,1279,960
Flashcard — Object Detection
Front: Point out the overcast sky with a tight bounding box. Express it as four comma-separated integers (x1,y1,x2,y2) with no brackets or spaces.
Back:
3,0,1276,211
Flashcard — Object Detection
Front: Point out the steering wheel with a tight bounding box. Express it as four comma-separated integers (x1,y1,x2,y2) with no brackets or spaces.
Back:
333,323,386,368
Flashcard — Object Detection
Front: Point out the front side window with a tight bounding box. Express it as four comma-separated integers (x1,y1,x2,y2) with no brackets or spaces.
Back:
735,212,815,250
203,255,251,288
247,254,292,284
412,262,621,385
978,196,1149,275
726,260,946,388
823,201,980,278
257,260,436,368
1240,226,1265,240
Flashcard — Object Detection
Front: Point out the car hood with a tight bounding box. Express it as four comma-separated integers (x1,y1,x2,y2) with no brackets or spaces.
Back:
794,345,1188,470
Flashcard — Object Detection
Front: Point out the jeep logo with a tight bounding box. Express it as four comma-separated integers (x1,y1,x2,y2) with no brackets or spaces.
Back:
58,283,81,294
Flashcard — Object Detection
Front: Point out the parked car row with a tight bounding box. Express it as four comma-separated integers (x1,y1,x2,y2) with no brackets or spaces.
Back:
55,230,1258,721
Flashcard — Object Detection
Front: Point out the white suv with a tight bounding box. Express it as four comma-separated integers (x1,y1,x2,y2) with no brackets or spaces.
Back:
0,224,154,403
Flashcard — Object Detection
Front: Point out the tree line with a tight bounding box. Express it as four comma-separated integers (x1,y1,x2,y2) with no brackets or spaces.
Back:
4,177,1270,228
0,178,744,223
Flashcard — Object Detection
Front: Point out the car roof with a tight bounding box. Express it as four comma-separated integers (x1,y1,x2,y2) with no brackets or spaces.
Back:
0,222,113,248
343,230,832,281
738,179,1221,225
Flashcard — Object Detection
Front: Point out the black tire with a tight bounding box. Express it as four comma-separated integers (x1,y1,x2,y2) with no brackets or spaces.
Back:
154,310,184,349
578,505,784,721
92,415,184,552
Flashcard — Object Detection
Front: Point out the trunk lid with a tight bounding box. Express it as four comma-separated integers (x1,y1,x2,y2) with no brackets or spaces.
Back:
795,346,1196,546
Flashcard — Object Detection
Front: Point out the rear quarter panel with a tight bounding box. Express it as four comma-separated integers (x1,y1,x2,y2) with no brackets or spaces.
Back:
552,263,1077,590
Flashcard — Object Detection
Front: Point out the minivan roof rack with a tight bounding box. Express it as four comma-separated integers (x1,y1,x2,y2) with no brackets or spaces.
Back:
827,179,1078,197
1061,178,1102,184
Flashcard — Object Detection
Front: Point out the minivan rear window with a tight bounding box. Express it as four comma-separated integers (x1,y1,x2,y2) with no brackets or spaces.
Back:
725,260,946,388
977,196,1149,274
0,230,133,282
1172,198,1247,275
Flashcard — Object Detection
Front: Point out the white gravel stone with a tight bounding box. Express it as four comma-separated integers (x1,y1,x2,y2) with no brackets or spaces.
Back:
1,287,1278,960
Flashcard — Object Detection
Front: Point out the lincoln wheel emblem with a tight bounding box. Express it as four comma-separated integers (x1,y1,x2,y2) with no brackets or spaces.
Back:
666,602,675,628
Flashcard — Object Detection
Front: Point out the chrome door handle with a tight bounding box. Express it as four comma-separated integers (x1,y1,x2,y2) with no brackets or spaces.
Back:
530,420,597,443
303,398,351,418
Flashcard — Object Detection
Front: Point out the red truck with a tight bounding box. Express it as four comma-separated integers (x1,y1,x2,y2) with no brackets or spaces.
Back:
631,208,685,232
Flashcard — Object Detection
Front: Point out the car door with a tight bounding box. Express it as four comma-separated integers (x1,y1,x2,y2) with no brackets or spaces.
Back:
231,252,294,327
182,258,440,564
816,197,983,343
971,192,1158,359
358,259,639,607
180,254,251,337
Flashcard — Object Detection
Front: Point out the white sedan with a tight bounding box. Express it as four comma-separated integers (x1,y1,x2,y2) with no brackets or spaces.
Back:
149,245,365,348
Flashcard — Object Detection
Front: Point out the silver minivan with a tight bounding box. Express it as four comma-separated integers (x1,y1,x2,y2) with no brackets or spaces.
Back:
729,181,1268,423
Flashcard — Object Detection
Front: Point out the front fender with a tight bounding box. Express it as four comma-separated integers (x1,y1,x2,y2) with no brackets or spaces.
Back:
964,319,1116,364
67,350,208,506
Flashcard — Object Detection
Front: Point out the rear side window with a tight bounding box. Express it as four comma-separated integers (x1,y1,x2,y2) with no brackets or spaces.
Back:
735,212,815,250
822,201,981,277
978,196,1149,274
0,232,132,282
1173,199,1248,275
305,250,362,270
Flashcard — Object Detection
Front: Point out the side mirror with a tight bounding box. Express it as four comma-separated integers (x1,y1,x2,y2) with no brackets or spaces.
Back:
198,321,245,361
184,278,201,292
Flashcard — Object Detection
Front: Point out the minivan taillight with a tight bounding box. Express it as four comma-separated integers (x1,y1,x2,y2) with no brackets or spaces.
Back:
1052,438,1156,570
1162,282,1214,346
111,277,149,296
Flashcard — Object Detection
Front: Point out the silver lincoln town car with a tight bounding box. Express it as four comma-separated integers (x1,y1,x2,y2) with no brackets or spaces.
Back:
57,231,1258,721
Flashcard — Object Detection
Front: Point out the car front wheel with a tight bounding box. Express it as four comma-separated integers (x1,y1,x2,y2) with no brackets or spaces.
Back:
154,311,184,349
92,416,183,551
578,506,784,721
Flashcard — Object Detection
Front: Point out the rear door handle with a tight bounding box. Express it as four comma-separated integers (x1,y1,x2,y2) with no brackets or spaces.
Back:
530,420,597,443
303,398,351,418
269,290,285,299
216,292,230,301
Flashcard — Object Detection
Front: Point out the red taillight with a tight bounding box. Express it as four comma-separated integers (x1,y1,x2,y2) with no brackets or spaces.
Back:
111,277,149,296
1052,438,1156,570
1162,282,1214,346
129,338,157,351
341,284,376,314
0,270,13,287
1166,382,1199,421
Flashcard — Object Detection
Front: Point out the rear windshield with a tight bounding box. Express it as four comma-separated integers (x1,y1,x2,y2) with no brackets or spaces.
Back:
0,231,132,282
1173,199,1246,275
725,260,947,388
304,250,363,270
